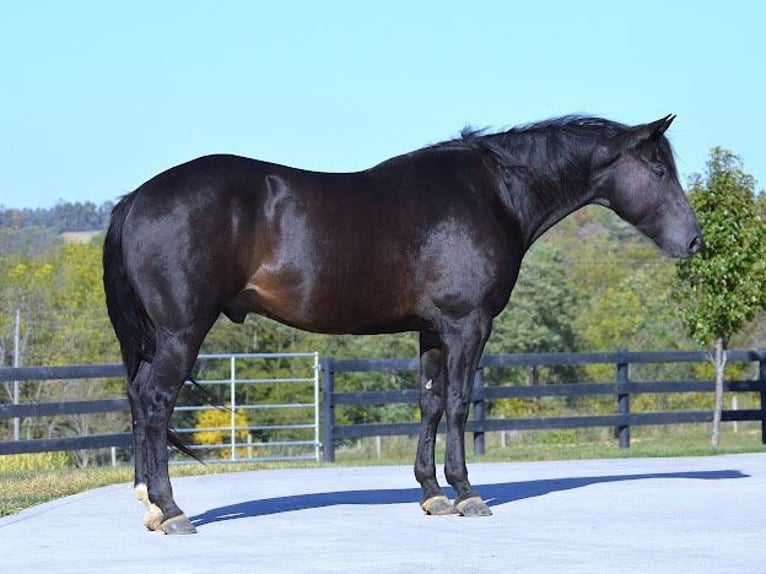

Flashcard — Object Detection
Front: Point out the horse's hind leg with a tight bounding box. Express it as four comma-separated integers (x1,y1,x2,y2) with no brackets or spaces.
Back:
137,321,215,535
128,361,164,529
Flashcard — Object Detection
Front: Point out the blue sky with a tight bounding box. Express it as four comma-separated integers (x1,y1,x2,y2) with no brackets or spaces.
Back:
1,1,763,209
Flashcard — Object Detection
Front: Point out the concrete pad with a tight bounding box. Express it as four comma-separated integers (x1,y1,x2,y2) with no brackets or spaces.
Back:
1,455,764,573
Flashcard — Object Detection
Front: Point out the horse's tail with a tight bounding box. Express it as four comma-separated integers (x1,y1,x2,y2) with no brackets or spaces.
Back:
103,191,154,381
103,192,203,461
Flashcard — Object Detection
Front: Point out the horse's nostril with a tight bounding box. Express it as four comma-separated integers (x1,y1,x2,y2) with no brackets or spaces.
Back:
688,235,702,255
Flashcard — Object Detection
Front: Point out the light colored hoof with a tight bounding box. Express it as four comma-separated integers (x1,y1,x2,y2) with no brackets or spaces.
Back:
421,495,458,515
160,514,198,535
135,484,165,530
144,503,164,531
455,495,493,517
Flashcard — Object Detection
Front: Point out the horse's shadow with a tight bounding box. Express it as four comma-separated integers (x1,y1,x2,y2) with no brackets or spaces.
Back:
190,469,746,528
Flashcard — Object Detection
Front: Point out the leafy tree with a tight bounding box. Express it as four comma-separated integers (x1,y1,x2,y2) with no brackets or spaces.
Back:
547,205,692,359
0,227,61,258
292,332,418,427
485,243,581,416
674,148,766,446
488,242,580,357
0,201,113,234
0,239,124,463
0,255,55,369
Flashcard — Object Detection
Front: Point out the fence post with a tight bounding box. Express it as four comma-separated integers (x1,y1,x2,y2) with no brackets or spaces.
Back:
321,357,336,462
230,355,237,461
759,350,766,445
473,367,486,455
313,352,321,461
616,351,630,448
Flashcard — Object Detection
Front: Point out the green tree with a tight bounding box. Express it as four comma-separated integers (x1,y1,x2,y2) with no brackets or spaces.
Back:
488,242,580,357
547,204,692,358
674,148,766,446
485,243,581,416
0,239,124,464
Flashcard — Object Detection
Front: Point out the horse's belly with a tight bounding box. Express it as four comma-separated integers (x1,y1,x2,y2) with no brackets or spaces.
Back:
228,271,421,335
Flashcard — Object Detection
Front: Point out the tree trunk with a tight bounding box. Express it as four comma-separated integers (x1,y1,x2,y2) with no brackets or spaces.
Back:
711,337,727,447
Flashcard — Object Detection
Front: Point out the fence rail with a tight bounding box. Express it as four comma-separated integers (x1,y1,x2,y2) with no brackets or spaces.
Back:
0,353,321,462
320,349,766,462
1,349,765,461
0,364,129,456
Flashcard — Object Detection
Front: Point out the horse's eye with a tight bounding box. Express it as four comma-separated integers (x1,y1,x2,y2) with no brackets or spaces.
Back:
651,163,666,178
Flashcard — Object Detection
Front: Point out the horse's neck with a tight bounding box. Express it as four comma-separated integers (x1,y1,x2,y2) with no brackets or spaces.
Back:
523,184,593,247
501,136,597,249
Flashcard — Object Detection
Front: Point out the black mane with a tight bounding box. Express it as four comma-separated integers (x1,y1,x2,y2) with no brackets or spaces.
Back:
436,115,630,170
427,116,633,206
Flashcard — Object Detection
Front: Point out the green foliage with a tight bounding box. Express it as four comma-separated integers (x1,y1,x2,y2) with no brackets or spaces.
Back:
487,243,579,355
541,205,693,355
0,227,61,258
203,315,299,356
579,262,683,350
0,201,111,259
1,240,119,367
673,147,765,446
536,205,697,387
0,239,125,463
675,147,766,347
485,243,583,416
0,451,69,473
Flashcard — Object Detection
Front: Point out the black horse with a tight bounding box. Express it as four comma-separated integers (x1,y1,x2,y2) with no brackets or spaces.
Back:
103,115,701,534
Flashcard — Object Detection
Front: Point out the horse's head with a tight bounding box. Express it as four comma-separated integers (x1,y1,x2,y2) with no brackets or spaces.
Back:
590,115,702,259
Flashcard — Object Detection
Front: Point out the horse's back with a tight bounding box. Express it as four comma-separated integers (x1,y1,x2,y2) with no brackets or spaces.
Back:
119,150,516,334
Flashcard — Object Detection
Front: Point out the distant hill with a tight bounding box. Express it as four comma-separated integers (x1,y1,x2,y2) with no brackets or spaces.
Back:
0,201,113,233
0,201,112,256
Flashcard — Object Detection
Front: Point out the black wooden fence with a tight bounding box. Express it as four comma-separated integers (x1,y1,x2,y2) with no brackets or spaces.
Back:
0,364,130,455
320,349,766,462
1,350,765,460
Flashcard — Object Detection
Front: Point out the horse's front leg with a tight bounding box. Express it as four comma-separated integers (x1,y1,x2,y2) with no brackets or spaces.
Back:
415,331,455,515
442,313,493,517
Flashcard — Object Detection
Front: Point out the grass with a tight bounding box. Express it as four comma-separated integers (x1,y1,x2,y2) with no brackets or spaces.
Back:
2,424,764,518
0,465,131,517
336,423,766,465
0,460,319,518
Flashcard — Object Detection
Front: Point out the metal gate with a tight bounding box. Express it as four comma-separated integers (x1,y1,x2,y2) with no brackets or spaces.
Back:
170,352,320,464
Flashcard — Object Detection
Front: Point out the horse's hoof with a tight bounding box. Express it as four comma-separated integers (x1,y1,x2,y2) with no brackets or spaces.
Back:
160,514,198,535
455,496,493,517
143,503,164,531
421,495,458,515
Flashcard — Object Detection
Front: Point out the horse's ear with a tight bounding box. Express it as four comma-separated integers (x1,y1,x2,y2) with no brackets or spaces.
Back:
654,114,675,135
593,115,676,168
613,114,676,152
